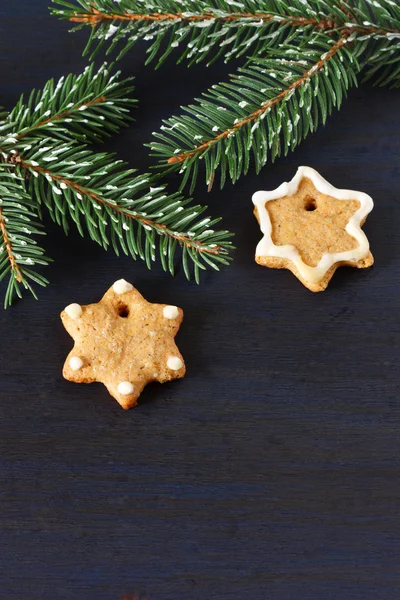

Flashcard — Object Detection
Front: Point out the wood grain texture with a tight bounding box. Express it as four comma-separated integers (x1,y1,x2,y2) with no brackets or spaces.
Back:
0,3,400,599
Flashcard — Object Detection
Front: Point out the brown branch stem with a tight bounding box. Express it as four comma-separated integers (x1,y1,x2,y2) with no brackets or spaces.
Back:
17,95,106,140
70,8,329,29
168,37,348,165
0,207,23,282
69,7,399,37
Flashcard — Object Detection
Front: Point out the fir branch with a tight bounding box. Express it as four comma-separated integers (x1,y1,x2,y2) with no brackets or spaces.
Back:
52,0,399,65
0,166,49,308
6,63,135,144
361,35,400,87
0,63,233,306
51,0,399,191
150,37,360,190
5,139,232,283
354,0,400,87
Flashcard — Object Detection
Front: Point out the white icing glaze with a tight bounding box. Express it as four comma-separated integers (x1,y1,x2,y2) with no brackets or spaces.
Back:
69,356,84,371
113,279,134,294
252,166,373,284
167,356,183,371
65,303,82,320
163,305,179,319
118,381,135,395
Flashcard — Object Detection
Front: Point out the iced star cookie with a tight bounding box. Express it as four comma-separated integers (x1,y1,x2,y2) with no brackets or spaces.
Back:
61,280,186,409
252,166,374,292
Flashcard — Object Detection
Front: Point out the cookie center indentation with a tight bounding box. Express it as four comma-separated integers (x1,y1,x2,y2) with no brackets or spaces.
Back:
265,177,361,267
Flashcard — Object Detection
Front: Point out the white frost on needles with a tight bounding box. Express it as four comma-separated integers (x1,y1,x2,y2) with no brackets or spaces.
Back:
105,25,119,40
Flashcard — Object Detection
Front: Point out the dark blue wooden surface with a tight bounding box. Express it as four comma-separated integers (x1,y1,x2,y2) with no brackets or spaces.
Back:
1,3,400,599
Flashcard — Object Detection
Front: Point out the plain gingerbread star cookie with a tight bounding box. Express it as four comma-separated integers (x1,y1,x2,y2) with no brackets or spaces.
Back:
61,279,186,409
252,166,374,292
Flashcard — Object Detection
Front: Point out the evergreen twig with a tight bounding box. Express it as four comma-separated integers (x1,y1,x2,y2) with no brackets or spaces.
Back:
0,64,233,307
20,140,232,276
52,0,400,191
51,0,399,67
152,36,360,191
0,168,49,308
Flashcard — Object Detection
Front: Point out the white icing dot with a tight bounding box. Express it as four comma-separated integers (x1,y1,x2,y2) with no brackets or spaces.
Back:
64,303,82,319
69,356,84,371
163,305,179,319
113,279,134,294
118,381,135,395
167,356,184,371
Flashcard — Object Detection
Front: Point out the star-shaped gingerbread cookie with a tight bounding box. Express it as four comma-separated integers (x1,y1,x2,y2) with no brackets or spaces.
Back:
61,280,186,409
252,166,374,292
